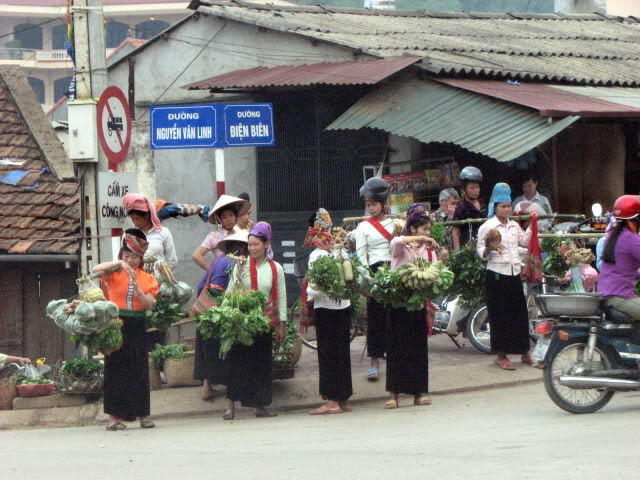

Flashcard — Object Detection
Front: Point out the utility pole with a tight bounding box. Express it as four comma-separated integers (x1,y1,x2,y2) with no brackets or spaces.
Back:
71,0,111,274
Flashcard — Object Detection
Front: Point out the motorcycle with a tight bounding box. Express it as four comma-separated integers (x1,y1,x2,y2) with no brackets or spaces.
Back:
536,291,640,414
433,298,491,353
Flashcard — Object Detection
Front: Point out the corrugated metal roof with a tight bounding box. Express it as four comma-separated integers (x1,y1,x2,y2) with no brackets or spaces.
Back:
182,56,421,90
192,1,640,86
327,78,579,163
437,79,640,117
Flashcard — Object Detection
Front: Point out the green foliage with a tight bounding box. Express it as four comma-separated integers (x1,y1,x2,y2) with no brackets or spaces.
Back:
150,344,188,369
444,244,486,309
197,290,271,357
60,359,103,378
307,255,365,301
430,222,446,246
371,266,431,311
541,237,570,278
272,320,298,363
71,319,123,353
13,373,53,385
146,293,183,330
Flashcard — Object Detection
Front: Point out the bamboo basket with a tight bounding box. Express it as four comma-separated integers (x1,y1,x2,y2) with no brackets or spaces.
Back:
0,379,16,410
163,352,201,387
148,355,162,390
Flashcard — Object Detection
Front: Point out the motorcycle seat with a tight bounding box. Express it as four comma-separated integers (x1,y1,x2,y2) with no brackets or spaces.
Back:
604,304,634,323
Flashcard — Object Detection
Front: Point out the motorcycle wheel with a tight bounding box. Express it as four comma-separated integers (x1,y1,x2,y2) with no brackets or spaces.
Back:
543,340,615,414
466,306,491,354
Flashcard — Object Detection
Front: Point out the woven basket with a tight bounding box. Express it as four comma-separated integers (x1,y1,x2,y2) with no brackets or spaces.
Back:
16,383,55,398
180,336,196,353
163,352,201,387
291,336,303,366
148,355,162,390
0,379,16,410
272,349,296,380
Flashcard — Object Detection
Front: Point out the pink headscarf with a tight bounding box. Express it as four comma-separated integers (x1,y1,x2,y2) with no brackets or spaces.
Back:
123,193,162,231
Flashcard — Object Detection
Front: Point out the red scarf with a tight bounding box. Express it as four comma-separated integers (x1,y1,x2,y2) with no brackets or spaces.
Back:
365,217,392,241
249,257,280,328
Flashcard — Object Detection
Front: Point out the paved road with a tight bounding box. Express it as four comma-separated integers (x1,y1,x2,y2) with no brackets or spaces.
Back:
2,383,637,480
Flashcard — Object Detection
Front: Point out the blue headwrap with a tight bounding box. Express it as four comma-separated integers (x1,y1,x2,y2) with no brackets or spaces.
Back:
488,183,512,217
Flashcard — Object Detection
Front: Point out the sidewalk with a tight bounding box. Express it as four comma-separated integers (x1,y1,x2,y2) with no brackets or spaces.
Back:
0,335,542,429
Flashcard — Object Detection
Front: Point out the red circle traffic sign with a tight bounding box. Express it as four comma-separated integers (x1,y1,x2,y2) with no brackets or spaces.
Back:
97,86,132,167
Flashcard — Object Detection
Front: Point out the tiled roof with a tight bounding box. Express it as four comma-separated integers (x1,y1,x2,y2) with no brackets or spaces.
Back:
191,0,640,86
0,66,79,255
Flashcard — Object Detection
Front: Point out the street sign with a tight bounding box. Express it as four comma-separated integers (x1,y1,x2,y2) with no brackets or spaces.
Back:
97,171,138,229
97,86,132,167
223,103,275,147
149,102,275,149
150,104,217,150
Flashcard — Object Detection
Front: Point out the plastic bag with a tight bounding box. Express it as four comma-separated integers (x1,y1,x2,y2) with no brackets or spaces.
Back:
77,276,105,303
23,363,40,379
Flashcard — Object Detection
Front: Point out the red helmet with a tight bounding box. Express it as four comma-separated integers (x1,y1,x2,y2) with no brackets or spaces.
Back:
612,195,640,220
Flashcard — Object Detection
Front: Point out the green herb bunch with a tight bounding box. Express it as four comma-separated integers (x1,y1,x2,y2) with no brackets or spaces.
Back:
541,237,570,278
145,290,183,330
197,290,271,357
71,319,123,354
430,223,446,246
444,244,487,309
60,359,103,378
306,254,365,301
150,343,189,369
272,320,298,364
371,266,414,310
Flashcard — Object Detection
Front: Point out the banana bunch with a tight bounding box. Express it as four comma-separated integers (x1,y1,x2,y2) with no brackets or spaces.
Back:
398,261,455,294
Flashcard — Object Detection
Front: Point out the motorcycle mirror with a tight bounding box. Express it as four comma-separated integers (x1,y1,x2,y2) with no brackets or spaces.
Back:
591,203,603,217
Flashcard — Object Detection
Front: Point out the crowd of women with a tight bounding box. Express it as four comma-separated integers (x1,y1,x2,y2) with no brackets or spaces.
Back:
74,163,640,431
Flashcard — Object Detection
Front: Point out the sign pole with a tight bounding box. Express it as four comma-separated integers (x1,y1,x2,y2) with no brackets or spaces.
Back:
215,148,225,197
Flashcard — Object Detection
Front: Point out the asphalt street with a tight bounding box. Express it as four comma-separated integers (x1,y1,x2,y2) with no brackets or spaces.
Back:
2,383,638,480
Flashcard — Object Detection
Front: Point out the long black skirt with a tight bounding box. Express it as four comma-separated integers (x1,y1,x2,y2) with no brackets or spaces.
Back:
193,289,227,385
485,270,530,354
315,307,353,402
367,262,388,359
104,316,150,418
226,332,272,408
386,307,428,395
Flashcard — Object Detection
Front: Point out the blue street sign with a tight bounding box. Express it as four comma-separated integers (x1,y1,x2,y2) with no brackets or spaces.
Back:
150,103,275,149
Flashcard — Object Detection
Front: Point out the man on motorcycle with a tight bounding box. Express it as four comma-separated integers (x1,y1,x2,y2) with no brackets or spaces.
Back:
452,166,486,249
598,195,640,320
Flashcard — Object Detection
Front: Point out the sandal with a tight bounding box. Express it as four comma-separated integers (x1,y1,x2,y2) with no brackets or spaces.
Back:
223,410,235,421
139,419,155,429
339,401,352,413
521,356,535,366
384,399,398,409
106,421,127,431
367,368,379,381
495,358,516,370
255,408,278,418
310,405,343,415
413,396,432,406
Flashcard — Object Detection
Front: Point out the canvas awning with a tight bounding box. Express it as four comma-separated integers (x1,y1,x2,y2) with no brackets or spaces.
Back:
327,79,579,163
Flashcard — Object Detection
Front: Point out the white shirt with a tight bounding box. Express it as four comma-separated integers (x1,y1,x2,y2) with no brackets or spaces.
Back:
353,218,396,266
477,216,531,276
145,227,178,271
306,248,351,310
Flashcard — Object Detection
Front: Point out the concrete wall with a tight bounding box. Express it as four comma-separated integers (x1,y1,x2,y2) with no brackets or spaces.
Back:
555,122,626,214
607,0,640,15
108,14,357,287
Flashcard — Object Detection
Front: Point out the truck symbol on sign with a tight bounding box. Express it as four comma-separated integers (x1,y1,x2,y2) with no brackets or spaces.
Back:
107,116,123,136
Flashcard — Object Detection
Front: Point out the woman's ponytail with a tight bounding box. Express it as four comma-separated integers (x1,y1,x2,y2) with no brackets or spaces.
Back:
602,221,625,264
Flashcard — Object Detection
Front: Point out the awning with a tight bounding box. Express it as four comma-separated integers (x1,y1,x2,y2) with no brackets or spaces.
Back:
437,79,640,118
182,56,421,90
327,79,579,163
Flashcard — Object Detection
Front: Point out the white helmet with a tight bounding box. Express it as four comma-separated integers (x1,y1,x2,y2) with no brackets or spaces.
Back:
459,166,483,183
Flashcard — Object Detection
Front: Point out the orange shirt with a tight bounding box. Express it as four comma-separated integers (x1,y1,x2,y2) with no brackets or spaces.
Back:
102,269,159,311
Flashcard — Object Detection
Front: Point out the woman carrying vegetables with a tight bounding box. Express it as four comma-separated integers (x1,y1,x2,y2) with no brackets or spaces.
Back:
301,209,353,415
476,183,533,371
223,222,287,420
194,231,249,401
352,177,396,381
385,204,438,409
94,229,159,431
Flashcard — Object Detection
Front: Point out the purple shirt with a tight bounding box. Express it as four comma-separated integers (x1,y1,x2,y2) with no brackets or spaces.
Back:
598,229,640,298
197,256,235,295
453,199,486,246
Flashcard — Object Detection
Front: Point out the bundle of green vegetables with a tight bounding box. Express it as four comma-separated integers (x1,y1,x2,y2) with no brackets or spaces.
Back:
272,320,298,365
197,290,272,357
429,222,446,246
71,319,123,354
46,298,119,335
541,237,570,278
14,373,53,385
150,343,189,369
444,244,487,309
145,281,193,329
306,254,366,301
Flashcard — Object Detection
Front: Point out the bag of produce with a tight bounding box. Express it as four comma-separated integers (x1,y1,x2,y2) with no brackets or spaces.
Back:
77,276,105,303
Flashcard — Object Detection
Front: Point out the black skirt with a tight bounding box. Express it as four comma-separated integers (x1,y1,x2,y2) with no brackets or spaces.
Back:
104,315,150,418
193,289,227,384
485,270,530,354
315,307,353,402
226,332,272,408
386,307,428,395
367,261,388,359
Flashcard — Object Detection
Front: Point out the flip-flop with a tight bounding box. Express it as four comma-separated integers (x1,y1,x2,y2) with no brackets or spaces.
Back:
106,421,127,431
223,410,235,421
367,368,379,381
310,405,344,415
521,357,535,366
339,402,352,412
495,358,516,370
413,396,432,406
384,399,398,409
139,419,155,429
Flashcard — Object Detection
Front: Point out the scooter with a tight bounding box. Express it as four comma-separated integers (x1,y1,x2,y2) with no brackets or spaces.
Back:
536,292,640,414
433,298,490,353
